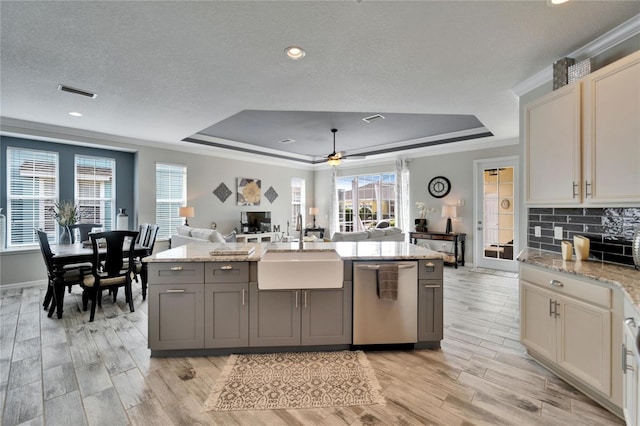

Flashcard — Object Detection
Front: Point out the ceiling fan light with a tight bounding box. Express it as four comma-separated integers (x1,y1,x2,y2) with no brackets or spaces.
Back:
327,157,341,166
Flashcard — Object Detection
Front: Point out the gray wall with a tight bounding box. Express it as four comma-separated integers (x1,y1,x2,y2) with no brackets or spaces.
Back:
0,136,314,287
314,141,521,266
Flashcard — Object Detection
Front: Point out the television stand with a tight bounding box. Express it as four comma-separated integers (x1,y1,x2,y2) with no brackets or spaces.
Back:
235,232,276,243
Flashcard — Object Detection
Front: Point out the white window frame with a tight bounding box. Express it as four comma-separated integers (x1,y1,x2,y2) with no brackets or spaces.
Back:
337,172,396,232
6,147,59,247
291,177,305,233
75,154,116,231
156,162,187,240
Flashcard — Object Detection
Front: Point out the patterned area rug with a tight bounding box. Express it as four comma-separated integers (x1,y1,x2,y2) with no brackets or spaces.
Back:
202,350,385,412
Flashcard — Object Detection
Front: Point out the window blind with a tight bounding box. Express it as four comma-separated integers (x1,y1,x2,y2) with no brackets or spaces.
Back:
75,155,115,231
156,163,186,239
7,147,58,246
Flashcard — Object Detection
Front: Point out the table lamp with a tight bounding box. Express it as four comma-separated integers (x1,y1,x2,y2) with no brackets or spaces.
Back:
441,205,457,234
179,206,195,226
309,207,319,228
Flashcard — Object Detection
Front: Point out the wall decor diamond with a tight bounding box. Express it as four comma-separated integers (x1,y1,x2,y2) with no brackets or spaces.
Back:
213,183,232,203
264,186,278,203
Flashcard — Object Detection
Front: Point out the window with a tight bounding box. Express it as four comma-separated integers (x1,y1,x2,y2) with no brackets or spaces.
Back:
291,177,305,232
75,155,115,230
156,163,187,239
336,173,396,232
6,147,58,246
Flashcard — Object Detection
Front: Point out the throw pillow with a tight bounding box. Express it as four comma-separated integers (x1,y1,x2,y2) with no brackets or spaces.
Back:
176,225,192,236
384,227,402,236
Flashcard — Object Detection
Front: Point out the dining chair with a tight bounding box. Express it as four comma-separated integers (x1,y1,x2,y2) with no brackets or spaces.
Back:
137,224,159,300
68,223,102,243
36,229,88,318
81,230,139,322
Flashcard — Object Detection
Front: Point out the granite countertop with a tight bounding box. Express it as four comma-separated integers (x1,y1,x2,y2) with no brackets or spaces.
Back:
518,248,640,312
143,241,446,263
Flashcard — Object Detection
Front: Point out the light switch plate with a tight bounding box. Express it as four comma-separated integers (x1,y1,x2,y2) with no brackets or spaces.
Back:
534,226,541,237
554,226,563,240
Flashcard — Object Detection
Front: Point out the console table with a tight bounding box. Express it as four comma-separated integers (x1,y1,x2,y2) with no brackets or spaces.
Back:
409,231,466,268
235,232,276,243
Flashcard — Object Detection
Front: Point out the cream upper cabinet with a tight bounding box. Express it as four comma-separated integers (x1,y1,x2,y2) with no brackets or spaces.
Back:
583,50,640,204
525,82,582,204
525,50,640,206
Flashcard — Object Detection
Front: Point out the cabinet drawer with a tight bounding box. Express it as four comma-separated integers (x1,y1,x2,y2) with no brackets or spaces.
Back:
148,262,204,284
205,262,249,283
521,264,611,308
419,259,443,279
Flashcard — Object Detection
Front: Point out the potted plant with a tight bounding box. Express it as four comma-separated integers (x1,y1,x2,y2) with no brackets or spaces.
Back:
51,200,78,244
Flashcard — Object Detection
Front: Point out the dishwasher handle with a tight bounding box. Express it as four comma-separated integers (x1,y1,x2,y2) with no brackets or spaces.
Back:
356,264,416,270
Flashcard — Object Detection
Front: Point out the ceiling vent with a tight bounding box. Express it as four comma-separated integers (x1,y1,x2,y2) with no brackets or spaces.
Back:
362,114,385,123
278,138,296,144
57,84,97,99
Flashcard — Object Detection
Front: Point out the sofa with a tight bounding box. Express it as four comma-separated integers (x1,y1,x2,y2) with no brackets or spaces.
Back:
170,225,236,247
330,226,405,242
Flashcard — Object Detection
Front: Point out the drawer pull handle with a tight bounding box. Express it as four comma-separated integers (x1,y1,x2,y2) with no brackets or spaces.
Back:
242,288,246,306
166,289,185,293
221,265,233,270
424,284,440,288
625,318,636,328
426,262,435,267
549,279,563,287
170,266,183,271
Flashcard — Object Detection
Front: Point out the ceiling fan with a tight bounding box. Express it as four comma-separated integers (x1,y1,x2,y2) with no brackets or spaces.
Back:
326,128,366,166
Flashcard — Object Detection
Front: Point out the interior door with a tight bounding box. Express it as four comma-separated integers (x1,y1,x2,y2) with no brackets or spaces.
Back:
474,157,518,272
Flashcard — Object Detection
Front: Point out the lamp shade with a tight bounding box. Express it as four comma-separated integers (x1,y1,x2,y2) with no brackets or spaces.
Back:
178,206,195,218
441,205,457,218
309,207,319,215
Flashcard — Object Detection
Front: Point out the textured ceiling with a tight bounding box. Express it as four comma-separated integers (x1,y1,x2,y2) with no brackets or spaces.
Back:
1,1,639,165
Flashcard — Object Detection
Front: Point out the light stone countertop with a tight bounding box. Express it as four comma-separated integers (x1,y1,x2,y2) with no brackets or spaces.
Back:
143,241,446,263
518,248,640,313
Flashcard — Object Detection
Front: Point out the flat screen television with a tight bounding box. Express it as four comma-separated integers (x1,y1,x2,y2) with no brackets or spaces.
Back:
241,211,271,233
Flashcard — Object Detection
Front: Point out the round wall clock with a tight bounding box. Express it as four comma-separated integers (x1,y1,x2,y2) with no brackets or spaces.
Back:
428,176,451,198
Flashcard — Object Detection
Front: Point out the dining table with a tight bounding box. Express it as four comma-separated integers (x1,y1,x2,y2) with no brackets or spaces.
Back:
48,242,151,318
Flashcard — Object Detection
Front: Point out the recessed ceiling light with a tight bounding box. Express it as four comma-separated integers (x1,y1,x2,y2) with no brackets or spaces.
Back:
548,0,570,5
69,111,83,117
285,46,305,60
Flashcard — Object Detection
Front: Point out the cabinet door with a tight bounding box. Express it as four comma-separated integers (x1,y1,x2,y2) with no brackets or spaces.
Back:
623,319,639,426
583,51,640,204
520,281,556,360
249,283,301,347
301,281,352,346
525,82,582,204
204,283,248,348
148,283,204,350
557,295,611,396
417,279,443,342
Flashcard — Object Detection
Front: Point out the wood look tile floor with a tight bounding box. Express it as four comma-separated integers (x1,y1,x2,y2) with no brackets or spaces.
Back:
0,268,625,426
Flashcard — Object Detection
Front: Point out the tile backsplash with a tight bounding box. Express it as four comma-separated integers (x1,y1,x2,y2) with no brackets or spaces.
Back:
528,207,640,266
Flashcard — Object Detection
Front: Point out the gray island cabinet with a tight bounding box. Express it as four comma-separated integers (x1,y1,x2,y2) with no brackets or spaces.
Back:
144,242,445,356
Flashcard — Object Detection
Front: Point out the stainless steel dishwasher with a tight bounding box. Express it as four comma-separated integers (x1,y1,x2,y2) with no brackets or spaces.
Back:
352,261,418,345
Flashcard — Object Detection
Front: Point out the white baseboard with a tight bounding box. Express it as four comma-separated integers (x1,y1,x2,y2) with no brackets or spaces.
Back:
0,280,47,291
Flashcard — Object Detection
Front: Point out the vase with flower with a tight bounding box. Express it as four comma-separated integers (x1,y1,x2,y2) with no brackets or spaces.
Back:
415,202,428,232
51,200,78,244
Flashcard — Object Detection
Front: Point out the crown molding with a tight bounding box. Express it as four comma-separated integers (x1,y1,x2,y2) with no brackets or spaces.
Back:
512,13,640,98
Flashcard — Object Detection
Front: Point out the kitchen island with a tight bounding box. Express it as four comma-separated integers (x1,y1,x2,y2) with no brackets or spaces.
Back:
143,241,445,356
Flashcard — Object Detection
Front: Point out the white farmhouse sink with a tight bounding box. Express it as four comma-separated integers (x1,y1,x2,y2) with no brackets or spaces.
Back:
258,249,344,290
